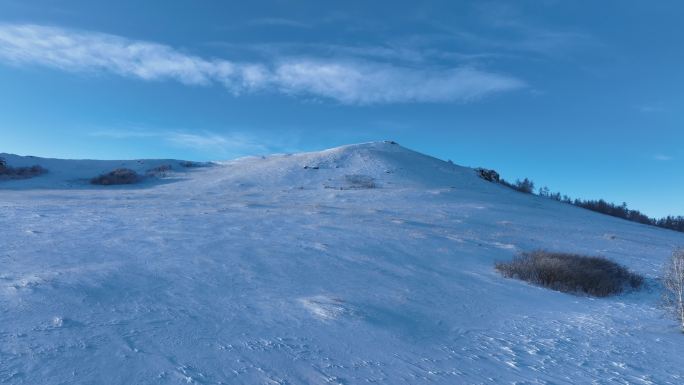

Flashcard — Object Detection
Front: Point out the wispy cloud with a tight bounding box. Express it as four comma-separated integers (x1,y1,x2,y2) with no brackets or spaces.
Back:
0,23,263,87
206,40,500,66
89,128,159,139
654,154,673,161
91,128,271,156
246,18,311,29
434,2,595,58
166,132,269,154
638,105,665,113
274,59,523,104
0,23,525,104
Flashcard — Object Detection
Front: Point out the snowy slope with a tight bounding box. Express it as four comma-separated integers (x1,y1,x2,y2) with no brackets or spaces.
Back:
1,141,683,384
0,153,205,189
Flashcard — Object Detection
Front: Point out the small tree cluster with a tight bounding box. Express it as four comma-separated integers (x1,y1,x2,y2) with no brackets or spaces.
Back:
538,186,570,202
655,216,684,233
474,166,684,234
492,176,535,195
513,178,535,194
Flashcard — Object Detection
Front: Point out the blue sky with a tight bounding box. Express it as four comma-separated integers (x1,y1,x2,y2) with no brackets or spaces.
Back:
0,0,682,217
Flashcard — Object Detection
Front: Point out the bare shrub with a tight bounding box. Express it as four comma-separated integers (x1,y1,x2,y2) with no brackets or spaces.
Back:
496,250,643,297
90,168,141,185
663,248,684,332
179,161,209,168
146,164,172,177
13,165,47,177
344,174,376,189
0,158,47,180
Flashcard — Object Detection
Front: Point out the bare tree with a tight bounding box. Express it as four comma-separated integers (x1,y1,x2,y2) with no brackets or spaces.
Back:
663,248,684,331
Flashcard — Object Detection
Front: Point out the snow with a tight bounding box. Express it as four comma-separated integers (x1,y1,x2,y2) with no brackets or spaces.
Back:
1,141,683,384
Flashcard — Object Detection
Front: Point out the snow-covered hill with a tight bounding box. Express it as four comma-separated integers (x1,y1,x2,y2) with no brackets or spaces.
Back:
1,142,683,384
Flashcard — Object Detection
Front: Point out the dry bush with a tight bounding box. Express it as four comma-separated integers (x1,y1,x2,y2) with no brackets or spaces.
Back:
344,174,376,189
0,158,47,180
179,161,208,168
146,164,172,177
90,168,141,185
496,250,643,297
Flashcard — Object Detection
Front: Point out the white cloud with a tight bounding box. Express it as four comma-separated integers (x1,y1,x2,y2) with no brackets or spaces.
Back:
0,23,525,104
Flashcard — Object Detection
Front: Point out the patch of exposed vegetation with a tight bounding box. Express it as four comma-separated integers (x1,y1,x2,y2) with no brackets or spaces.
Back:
475,168,500,183
179,161,210,168
344,174,376,189
0,157,47,180
496,250,643,297
146,164,172,177
90,168,141,185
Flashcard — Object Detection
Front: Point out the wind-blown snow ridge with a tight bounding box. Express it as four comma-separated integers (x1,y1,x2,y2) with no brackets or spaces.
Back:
1,142,684,384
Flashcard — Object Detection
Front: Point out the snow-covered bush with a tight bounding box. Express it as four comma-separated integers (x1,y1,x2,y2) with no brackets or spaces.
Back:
663,248,684,332
496,250,643,297
90,168,141,185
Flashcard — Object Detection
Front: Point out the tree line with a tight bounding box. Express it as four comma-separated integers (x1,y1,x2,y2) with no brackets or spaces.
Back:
475,167,684,233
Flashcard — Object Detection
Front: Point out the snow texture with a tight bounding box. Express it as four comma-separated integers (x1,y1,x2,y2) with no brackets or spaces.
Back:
1,142,683,384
